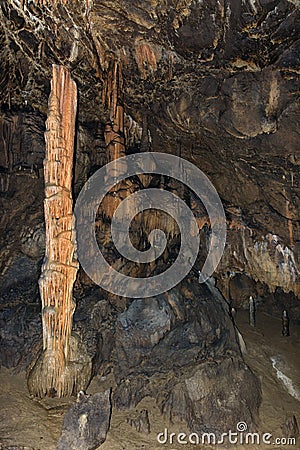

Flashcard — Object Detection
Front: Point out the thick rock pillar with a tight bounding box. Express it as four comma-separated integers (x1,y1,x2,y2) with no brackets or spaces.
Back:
28,65,91,398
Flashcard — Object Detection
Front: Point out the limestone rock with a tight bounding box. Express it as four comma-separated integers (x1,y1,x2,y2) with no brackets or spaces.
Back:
112,278,261,434
158,358,260,434
57,390,111,450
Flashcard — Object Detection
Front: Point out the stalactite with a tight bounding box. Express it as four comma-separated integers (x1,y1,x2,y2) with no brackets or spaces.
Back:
137,113,153,189
0,115,21,169
286,199,294,248
34,0,68,5
100,60,183,258
101,60,128,221
27,65,91,398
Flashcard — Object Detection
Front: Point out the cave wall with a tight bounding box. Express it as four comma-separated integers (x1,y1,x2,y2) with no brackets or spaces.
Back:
0,1,300,301
1,1,300,436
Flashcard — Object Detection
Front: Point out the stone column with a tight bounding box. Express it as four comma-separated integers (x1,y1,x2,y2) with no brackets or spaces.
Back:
28,65,91,398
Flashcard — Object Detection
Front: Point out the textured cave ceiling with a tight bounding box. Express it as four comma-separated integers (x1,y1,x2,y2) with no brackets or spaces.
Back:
0,0,299,278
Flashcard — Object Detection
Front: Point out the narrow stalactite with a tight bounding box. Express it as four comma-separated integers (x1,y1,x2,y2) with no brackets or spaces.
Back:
27,65,91,398
101,60,128,220
286,198,294,249
100,60,182,242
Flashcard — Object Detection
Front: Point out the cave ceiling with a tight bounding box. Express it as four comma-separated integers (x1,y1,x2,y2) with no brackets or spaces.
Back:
0,0,300,257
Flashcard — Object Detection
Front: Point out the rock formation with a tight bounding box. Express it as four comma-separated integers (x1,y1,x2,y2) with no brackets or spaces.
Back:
57,390,112,450
0,0,299,444
112,279,261,434
27,65,91,398
1,1,299,295
101,60,127,220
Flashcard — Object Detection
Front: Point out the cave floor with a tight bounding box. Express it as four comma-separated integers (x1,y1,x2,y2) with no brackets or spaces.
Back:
0,310,299,450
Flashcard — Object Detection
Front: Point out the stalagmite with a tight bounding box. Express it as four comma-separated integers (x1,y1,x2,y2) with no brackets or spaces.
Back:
286,198,294,248
27,65,91,398
249,296,256,327
282,310,290,337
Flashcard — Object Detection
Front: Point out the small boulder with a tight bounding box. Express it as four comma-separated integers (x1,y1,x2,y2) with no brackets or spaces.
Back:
57,390,111,450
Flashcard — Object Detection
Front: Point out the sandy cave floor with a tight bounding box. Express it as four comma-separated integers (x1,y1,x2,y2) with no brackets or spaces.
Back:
0,310,299,450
